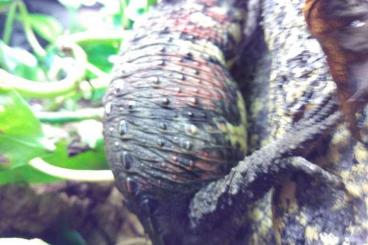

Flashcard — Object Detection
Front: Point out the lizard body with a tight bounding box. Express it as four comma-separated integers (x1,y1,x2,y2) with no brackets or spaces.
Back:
103,0,251,243
103,0,347,244
104,0,249,197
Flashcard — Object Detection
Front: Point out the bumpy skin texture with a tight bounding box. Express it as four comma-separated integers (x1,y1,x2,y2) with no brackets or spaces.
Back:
103,0,364,244
259,0,368,244
105,1,246,195
104,0,248,196
103,0,248,243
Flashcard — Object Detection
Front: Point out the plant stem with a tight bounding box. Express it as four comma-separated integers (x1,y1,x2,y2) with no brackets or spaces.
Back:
2,1,18,44
79,77,110,94
86,62,108,78
146,0,157,12
0,42,87,98
29,157,114,182
16,1,46,57
120,0,129,29
58,30,125,44
35,108,104,123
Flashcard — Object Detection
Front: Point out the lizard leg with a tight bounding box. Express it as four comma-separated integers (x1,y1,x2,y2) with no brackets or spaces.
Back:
286,157,343,189
189,98,343,230
138,197,165,245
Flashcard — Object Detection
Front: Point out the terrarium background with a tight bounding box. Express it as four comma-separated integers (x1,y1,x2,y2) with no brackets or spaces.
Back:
0,0,156,244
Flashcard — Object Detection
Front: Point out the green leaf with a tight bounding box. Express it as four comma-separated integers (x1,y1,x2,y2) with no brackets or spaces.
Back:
0,138,107,184
0,115,107,184
0,90,69,184
147,0,157,6
27,14,63,43
0,137,107,184
0,90,47,171
43,138,107,171
79,38,121,73
0,165,52,184
0,40,45,80
0,0,12,11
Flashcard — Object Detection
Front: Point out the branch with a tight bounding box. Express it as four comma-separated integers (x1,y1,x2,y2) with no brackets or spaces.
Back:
29,157,114,182
189,98,343,230
35,108,104,123
57,30,126,45
2,1,17,44
0,42,87,98
17,1,47,57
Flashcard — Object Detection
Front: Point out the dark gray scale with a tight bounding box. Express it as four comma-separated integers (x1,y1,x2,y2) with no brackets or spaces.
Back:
103,0,248,203
121,151,133,170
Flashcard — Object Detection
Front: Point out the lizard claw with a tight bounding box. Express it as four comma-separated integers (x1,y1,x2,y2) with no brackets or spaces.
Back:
287,157,346,191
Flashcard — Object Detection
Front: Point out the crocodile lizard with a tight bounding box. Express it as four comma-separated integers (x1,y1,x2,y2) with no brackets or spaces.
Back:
103,0,346,244
103,1,250,243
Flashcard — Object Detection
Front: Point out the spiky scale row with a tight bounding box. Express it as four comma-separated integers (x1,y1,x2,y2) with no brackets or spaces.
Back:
103,0,248,204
